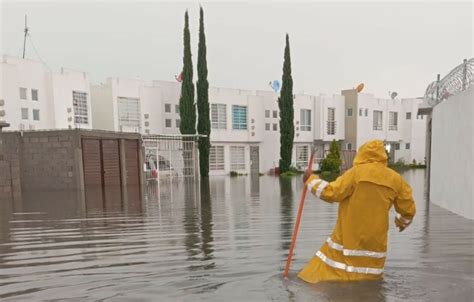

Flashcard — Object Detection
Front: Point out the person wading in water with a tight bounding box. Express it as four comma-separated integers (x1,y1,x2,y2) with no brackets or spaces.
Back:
298,139,416,283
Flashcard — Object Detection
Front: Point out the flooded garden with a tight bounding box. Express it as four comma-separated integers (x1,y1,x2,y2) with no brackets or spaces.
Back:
0,170,473,301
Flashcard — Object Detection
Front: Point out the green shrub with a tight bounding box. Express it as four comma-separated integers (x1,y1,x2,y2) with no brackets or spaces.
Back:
320,171,339,182
320,140,342,173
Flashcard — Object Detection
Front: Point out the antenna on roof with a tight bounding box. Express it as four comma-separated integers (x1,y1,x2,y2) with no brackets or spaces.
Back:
22,15,29,59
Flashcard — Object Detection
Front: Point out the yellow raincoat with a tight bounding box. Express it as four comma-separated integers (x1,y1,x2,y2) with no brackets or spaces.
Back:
298,140,416,283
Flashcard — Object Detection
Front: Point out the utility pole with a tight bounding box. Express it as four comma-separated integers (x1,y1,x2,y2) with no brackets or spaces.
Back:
22,15,29,59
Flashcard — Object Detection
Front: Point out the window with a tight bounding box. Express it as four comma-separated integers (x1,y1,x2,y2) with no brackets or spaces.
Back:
389,112,398,131
176,119,181,128
296,145,309,169
373,110,383,131
165,119,172,128
327,107,336,135
273,123,278,131
265,110,270,118
210,146,225,170
165,104,171,113
300,109,311,131
175,104,180,113
359,108,363,116
19,88,27,100
232,105,247,129
395,143,400,150
273,110,278,118
73,91,88,124
347,143,352,151
31,89,38,101
230,146,245,170
32,109,40,121
347,108,353,117
21,108,28,120
417,114,424,120
211,104,227,129
365,109,368,116
265,123,270,131
118,97,141,130
406,112,411,120
406,143,410,150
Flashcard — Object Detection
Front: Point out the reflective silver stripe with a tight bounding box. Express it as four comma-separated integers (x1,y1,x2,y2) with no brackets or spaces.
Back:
315,180,329,198
326,237,343,251
315,251,384,275
307,179,321,192
326,237,386,258
396,213,412,224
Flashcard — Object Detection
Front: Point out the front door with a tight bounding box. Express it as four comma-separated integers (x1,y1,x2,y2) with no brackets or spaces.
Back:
250,146,259,174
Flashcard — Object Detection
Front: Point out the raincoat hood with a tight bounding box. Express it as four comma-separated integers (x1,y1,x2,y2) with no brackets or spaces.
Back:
353,140,388,166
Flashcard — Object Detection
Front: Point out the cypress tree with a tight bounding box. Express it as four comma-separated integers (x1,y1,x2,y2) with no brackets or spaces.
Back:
278,34,294,173
179,11,196,135
197,6,211,178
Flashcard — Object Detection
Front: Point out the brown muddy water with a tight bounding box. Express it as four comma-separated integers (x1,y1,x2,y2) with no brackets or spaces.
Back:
0,170,473,301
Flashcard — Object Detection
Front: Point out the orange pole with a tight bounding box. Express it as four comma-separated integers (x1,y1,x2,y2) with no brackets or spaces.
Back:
283,150,316,278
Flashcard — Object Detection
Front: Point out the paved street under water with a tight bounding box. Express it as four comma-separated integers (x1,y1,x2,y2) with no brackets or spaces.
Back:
0,170,473,301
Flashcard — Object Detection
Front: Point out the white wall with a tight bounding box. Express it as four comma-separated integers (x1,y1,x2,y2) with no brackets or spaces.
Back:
1,56,91,131
91,82,114,131
1,56,55,130
430,87,473,219
51,68,92,129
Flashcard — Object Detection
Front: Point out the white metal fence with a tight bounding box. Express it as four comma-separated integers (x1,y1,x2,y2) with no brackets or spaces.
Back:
143,134,200,183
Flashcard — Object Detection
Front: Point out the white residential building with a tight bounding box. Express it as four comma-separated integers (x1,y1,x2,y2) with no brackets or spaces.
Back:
342,89,426,164
0,55,92,131
90,79,347,175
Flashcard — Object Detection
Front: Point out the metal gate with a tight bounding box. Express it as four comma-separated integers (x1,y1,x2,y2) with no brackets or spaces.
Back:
143,134,200,182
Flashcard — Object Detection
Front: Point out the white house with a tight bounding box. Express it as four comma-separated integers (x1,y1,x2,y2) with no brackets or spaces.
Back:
0,55,92,131
342,88,426,164
90,78,347,175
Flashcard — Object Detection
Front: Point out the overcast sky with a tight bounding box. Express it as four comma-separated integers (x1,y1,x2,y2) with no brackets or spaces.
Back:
1,1,473,98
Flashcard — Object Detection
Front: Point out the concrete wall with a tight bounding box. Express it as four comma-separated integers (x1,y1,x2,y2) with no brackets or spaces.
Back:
430,87,473,219
19,131,81,191
0,134,21,201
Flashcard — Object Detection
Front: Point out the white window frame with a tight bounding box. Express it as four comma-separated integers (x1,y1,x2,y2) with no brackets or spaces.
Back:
265,110,270,118
32,109,40,121
21,108,28,120
373,110,383,131
347,108,353,117
300,109,311,131
175,119,181,128
406,143,410,150
389,111,398,131
165,104,171,113
273,123,278,131
265,123,270,131
327,107,336,135
210,146,225,171
232,105,248,130
296,145,309,169
31,89,38,101
406,112,412,120
117,97,141,131
211,104,227,129
273,110,278,118
19,87,27,100
73,91,89,125
165,119,172,128
230,146,245,170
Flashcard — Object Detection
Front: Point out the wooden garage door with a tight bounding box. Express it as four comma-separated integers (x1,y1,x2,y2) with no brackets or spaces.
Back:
101,139,121,187
125,140,140,185
125,139,140,202
82,139,102,185
82,138,103,207
101,139,122,210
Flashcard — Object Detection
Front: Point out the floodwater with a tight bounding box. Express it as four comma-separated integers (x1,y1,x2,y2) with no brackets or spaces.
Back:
0,170,473,301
